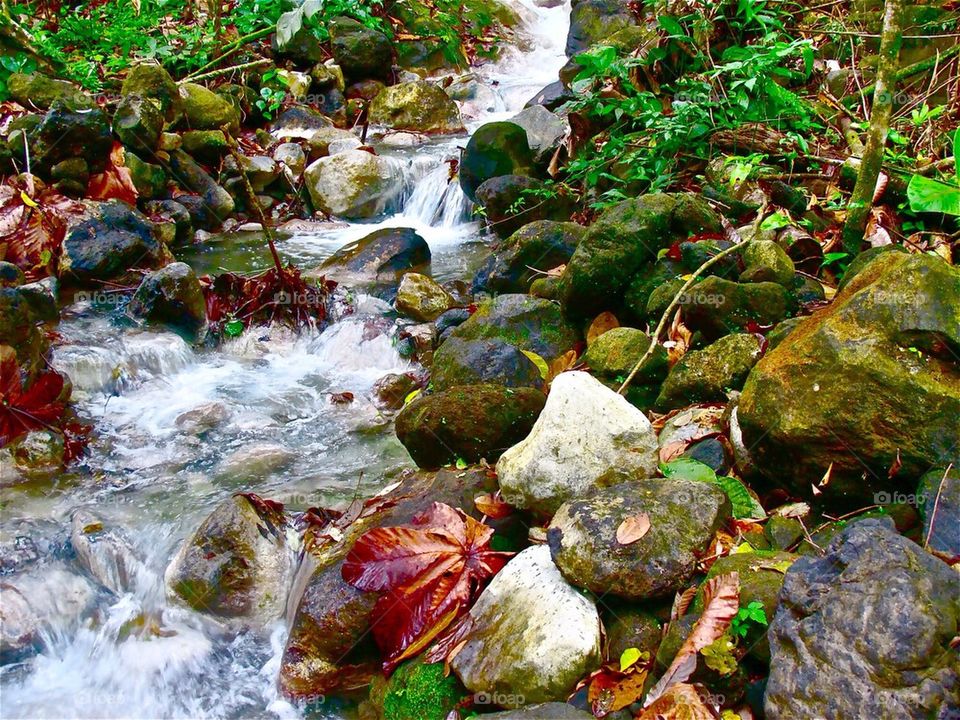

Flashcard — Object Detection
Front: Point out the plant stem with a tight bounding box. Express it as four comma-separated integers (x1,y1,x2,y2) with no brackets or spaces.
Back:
186,58,271,83
844,44,960,107
184,26,275,80
841,0,903,254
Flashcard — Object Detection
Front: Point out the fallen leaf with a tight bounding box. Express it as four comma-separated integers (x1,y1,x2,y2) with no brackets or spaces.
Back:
474,492,513,519
330,391,355,404
0,346,66,446
637,683,718,719
587,311,620,346
521,350,549,380
588,665,650,717
87,142,139,205
617,512,651,545
546,349,578,383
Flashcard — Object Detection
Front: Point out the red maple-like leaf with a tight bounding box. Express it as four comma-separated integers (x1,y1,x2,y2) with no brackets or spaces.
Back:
342,502,511,670
0,349,66,446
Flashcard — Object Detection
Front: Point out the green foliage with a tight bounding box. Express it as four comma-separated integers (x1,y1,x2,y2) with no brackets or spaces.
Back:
700,633,738,676
0,53,37,101
730,600,768,638
660,458,765,520
255,70,287,119
907,130,960,217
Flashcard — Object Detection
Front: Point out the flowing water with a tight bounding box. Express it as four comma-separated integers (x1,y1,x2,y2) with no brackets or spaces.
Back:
0,2,570,718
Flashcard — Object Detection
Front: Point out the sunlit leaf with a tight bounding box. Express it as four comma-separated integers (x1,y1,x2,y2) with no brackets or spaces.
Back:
616,512,651,545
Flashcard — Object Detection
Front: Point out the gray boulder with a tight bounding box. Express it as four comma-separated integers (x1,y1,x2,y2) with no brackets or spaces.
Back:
315,227,429,292
431,336,544,391
765,518,960,719
304,150,403,219
127,261,207,341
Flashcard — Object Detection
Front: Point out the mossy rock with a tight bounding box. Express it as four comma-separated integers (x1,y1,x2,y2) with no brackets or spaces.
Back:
368,81,464,134
113,93,163,153
121,63,184,122
178,82,241,133
7,72,91,110
740,240,795,286
380,658,465,720
581,327,668,385
679,276,792,340
395,384,545,469
30,101,113,173
459,122,534,202
329,16,393,83
124,152,167,200
656,333,762,410
475,175,572,239
431,336,544,391
622,258,683,323
181,130,229,162
473,220,585,294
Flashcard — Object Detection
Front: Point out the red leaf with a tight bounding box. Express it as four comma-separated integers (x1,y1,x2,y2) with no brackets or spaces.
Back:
87,143,139,205
342,502,510,669
0,348,66,446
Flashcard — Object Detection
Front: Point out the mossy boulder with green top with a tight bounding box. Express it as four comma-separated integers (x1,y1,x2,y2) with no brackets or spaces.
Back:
369,81,464,134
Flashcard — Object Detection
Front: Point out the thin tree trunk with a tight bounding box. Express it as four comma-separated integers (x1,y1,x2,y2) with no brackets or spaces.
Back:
841,0,904,253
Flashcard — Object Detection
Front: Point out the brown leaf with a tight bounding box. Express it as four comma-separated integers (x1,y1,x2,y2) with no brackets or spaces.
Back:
644,572,740,706
87,143,139,205
546,349,578,383
637,683,719,719
587,311,620,346
587,665,650,716
330,391,355,404
474,492,513,519
670,586,698,622
666,310,693,366
616,512,651,545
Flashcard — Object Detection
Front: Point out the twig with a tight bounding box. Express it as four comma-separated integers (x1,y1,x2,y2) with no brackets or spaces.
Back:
186,58,272,83
844,44,960,108
184,26,276,80
924,464,952,551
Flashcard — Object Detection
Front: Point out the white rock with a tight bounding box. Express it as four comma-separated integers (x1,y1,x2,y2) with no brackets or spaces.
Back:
70,510,144,595
303,150,403,219
451,545,601,707
497,371,658,514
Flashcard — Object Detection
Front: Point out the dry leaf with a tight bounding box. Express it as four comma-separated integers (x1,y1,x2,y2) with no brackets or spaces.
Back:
637,683,718,720
616,512,651,545
474,492,513,519
587,311,620,346
670,586,698,621
87,142,139,205
546,349,578,383
666,310,693,366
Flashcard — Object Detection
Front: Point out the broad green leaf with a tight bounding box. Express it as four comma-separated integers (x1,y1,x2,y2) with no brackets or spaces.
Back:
907,174,960,216
224,319,244,337
620,646,644,672
522,350,549,380
660,458,717,483
954,129,959,186
713,476,766,520
403,388,422,406
658,16,685,38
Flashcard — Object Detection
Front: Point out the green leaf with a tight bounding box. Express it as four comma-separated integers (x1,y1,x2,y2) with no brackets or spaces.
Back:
455,457,468,470
521,350,549,380
660,458,717,483
403,388,422,406
619,646,643,672
760,211,791,232
713,476,766,520
224,319,245,337
954,129,959,186
907,174,960,216
657,16,685,38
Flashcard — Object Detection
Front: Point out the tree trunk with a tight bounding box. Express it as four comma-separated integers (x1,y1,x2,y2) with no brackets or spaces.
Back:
841,0,904,254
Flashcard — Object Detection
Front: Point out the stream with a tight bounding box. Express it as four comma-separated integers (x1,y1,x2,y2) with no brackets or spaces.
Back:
0,1,570,718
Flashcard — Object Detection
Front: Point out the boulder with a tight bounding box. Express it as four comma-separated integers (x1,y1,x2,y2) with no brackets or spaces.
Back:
304,150,403,219
316,227,429,291
113,93,163,153
548,479,730,599
0,261,25,287
181,129,229,162
446,294,578,361
7,72,91,110
0,583,40,661
431,336,544,392
143,199,193,245
372,372,420,410
69,510,141,595
329,16,393,83
175,401,231,434
127,262,207,340
473,220,585,294
581,327,668,384
656,333,762,410
603,605,663,662
164,494,292,623
459,122,534,202
508,105,566,166
30,101,112,173
739,253,960,504
497,371,659,515
525,81,576,112
59,201,168,284
273,142,306,180
121,64,183,122
372,658,466,720
765,518,960,719
395,272,456,322
178,82,241,133
917,466,959,560
269,105,333,141
475,175,570,239
395,384,545,469
559,193,722,318
167,149,235,221
125,152,167,199
679,276,792,340
566,0,636,55
369,81,464,134
740,239,795,285
451,546,602,708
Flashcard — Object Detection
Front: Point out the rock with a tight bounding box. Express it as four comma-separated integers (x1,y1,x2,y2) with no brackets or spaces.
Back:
70,510,141,595
739,253,960,504
566,0,635,55
305,126,357,157
395,384,545,469
451,546,602,708
0,583,40,661
656,333,762,410
127,262,207,340
431,337,544,392
508,105,566,165
167,150,235,221
525,81,577,112
9,429,64,474
581,327,668,384
548,478,731,599
765,518,960,719
446,294,578,361
225,154,280,192
679,277,792,340
124,152,167,199
497,372,659,515
368,81,464,134
143,199,193,245
164,494,292,623
280,468,503,700
7,72,91,110
482,705,594,719
603,605,662,662
559,193,722,318
473,220,585,294
15,279,57,323
273,25,323,65
273,142,306,180
269,105,333,140
181,129,229,162
59,201,167,285
312,63,347,92
459,122,534,202
917,467,959,560
740,239,795,285
178,82,241,133
113,93,163,153
395,272,456,321
375,658,465,720
31,101,112,173
0,261,25,287
475,175,570,239
304,149,403,219
218,442,294,479
175,401,231,434
316,227,429,291
329,16,393,83
121,64,183,122
372,372,420,410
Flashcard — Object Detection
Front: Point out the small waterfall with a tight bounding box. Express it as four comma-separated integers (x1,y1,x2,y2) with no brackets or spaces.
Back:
401,160,472,228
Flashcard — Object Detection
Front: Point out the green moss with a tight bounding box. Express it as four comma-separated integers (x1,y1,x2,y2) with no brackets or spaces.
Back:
382,660,464,720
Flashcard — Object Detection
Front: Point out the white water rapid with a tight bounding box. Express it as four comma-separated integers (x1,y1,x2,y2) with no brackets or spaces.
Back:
0,1,570,718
